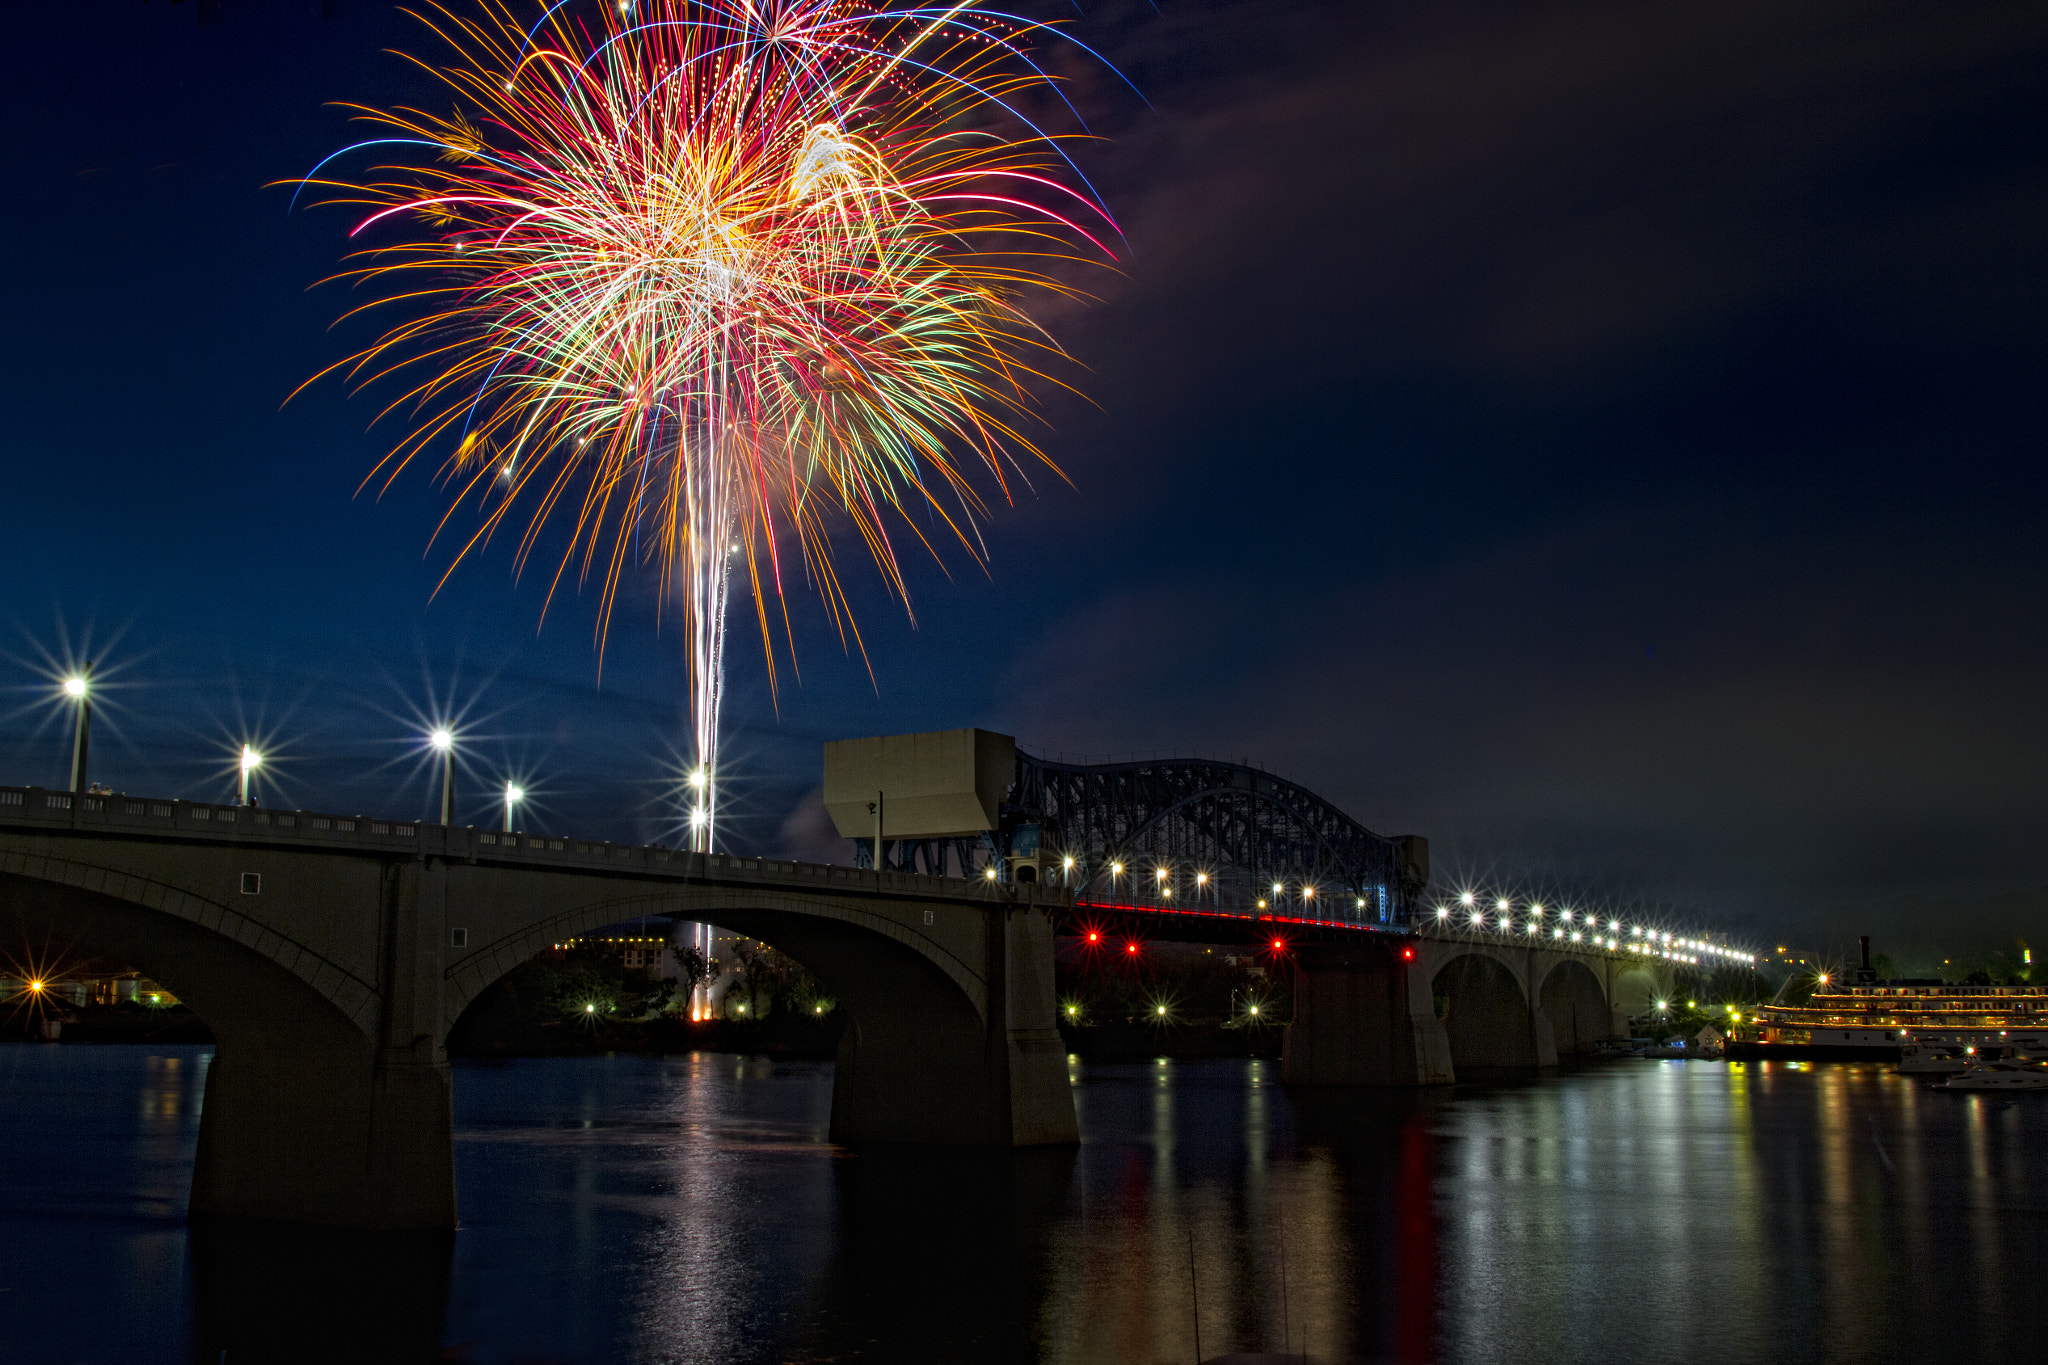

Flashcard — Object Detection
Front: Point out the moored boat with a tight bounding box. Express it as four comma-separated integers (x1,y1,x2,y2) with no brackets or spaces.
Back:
1934,1062,2048,1092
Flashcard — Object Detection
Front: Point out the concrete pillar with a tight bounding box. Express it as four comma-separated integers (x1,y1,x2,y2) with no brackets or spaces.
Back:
189,1037,454,1228
191,857,457,1229
1282,942,1456,1086
829,904,1077,1145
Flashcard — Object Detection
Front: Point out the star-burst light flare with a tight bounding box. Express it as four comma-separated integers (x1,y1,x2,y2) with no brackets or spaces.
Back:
295,0,1119,846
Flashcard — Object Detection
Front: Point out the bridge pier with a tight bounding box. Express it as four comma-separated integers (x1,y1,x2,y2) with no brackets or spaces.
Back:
191,1037,455,1228
1282,943,1455,1086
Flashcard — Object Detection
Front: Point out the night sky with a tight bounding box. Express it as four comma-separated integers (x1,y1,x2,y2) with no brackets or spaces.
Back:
3,1,2042,963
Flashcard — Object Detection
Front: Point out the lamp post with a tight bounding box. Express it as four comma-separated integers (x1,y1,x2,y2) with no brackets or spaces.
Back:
689,767,711,854
238,746,261,806
503,783,523,833
429,728,455,825
64,663,92,794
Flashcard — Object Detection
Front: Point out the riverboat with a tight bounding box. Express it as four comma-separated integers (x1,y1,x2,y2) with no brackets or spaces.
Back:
1725,938,2047,1063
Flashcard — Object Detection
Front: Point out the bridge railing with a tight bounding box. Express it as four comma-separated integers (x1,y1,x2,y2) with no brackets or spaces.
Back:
0,785,1081,908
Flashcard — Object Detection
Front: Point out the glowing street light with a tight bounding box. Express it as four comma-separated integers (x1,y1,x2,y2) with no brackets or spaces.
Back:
63,662,93,794
238,746,262,806
428,727,455,825
503,782,524,832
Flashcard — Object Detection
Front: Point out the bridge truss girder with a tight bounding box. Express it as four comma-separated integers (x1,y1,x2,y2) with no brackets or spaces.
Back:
1008,753,1425,928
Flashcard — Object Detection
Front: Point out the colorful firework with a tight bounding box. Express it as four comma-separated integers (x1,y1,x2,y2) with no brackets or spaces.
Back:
294,0,1118,846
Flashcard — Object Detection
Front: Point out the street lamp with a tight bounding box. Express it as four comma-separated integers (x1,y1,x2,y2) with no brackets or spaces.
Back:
429,728,455,825
238,746,261,806
63,663,92,794
503,782,523,832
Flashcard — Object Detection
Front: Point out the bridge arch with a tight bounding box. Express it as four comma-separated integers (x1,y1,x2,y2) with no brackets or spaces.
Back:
1538,958,1609,1055
439,882,1042,1149
1611,964,1665,1022
1432,950,1555,1069
443,885,990,1032
0,849,380,1033
0,858,448,1227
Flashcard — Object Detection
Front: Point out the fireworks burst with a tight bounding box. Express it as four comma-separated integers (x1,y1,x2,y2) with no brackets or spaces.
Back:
295,0,1119,846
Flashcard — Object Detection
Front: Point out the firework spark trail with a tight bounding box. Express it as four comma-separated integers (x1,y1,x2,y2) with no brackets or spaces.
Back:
293,0,1118,849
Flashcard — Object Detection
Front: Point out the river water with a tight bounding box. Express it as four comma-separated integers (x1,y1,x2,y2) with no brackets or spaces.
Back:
1,1046,2042,1364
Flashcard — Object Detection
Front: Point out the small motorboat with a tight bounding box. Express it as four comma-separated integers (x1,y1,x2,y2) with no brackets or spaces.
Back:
1934,1062,2048,1091
1897,1044,1971,1075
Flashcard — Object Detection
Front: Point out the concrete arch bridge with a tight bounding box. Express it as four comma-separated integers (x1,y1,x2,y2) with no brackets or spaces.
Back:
0,785,1074,1230
1280,930,1675,1086
1,738,1725,1230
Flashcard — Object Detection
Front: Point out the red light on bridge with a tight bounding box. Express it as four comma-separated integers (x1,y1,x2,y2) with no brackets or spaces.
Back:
1125,942,1140,956
1086,931,1101,943
1270,937,1286,953
1401,947,1415,961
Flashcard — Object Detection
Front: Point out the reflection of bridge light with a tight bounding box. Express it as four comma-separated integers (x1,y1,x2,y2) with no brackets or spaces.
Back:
1552,928,1564,939
1526,922,1539,935
1469,912,1483,926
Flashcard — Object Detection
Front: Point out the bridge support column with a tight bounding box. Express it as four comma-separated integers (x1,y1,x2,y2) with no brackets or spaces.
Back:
192,857,457,1229
1282,942,1455,1086
829,904,1076,1145
190,1039,454,1228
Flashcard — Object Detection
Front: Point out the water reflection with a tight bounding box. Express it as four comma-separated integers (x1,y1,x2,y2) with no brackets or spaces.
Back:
3,1050,2047,1362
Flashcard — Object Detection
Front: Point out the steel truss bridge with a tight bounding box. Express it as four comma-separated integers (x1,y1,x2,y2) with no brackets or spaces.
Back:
871,751,1427,932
